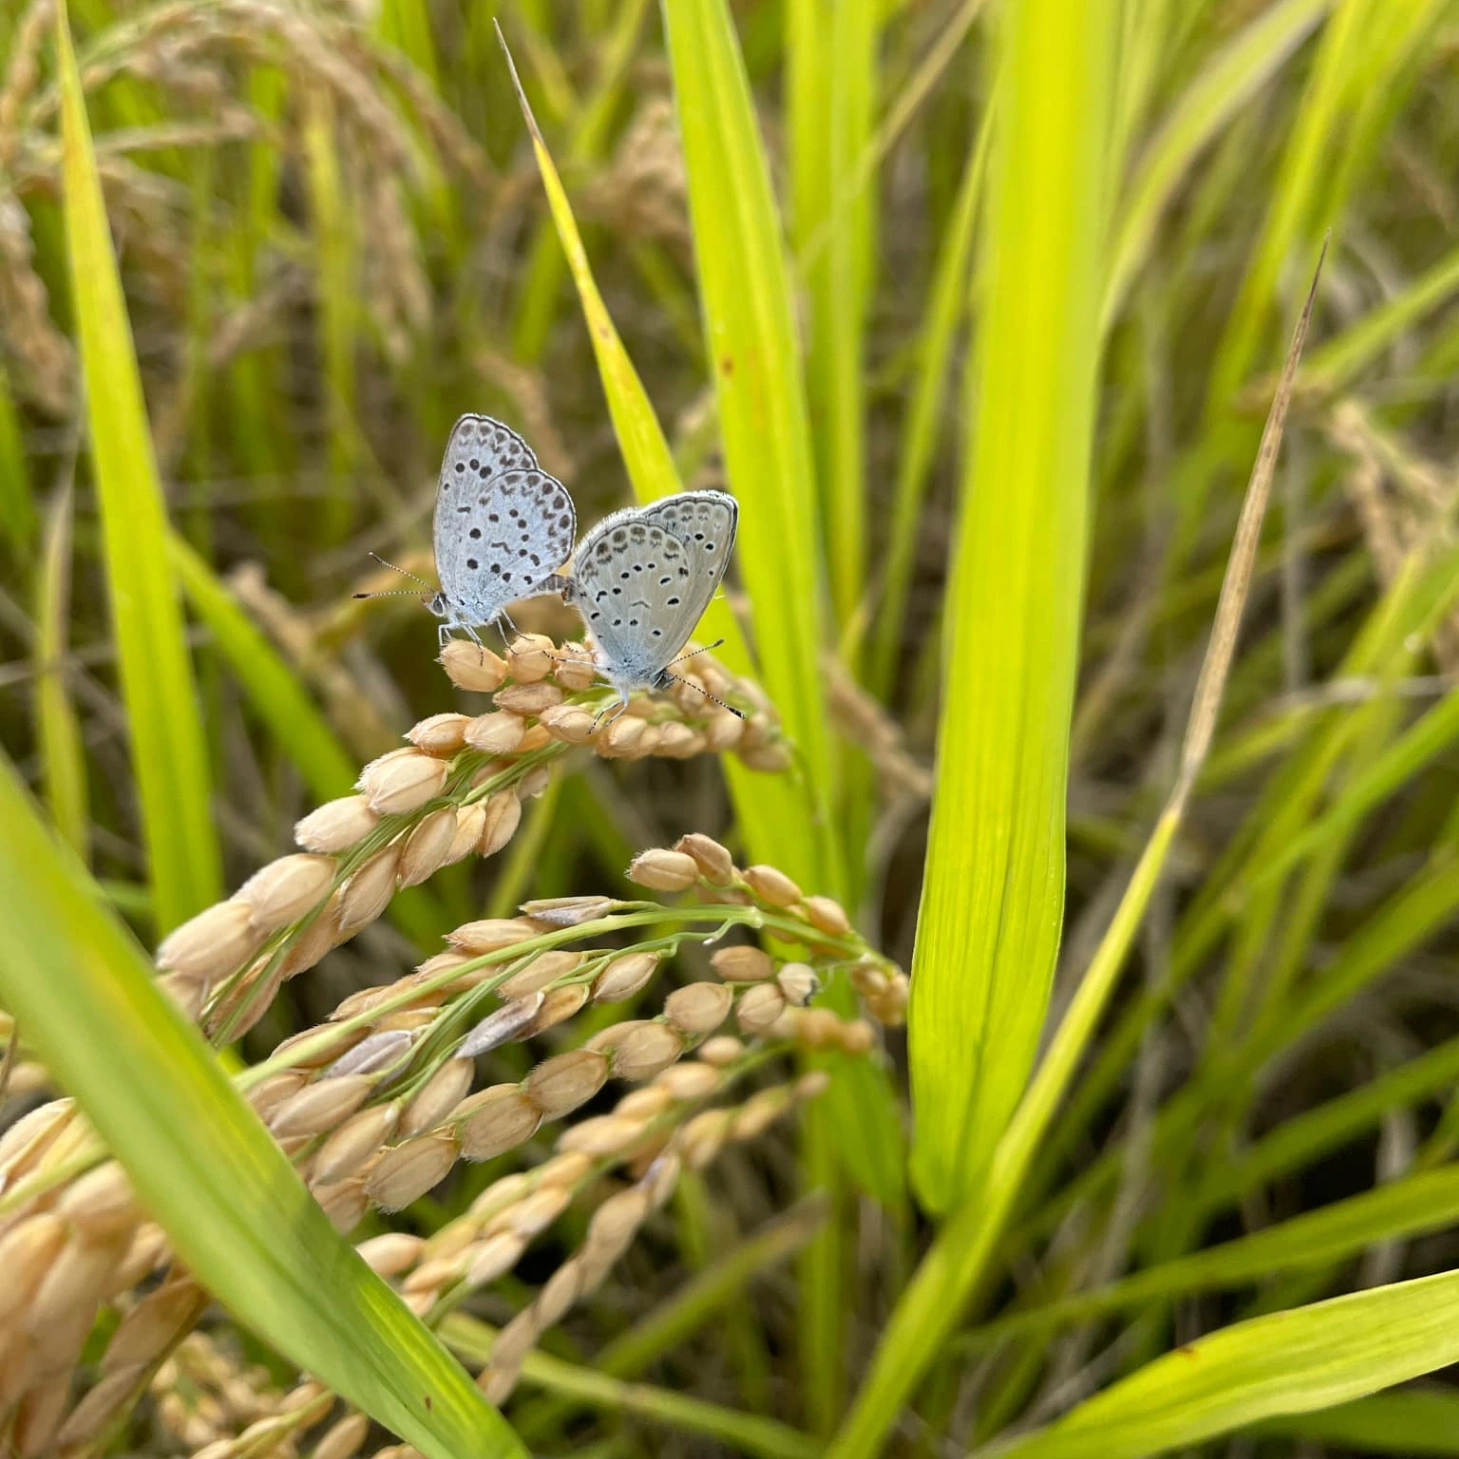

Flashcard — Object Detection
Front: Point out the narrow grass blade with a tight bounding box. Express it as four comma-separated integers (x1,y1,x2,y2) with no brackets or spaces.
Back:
169,535,357,803
56,0,220,933
303,87,358,543
660,0,841,894
509,0,652,365
1189,1032,1459,1220
1254,1388,1459,1455
1108,0,1175,175
1103,0,1329,333
1245,682,1459,896
969,1162,1459,1347
794,0,877,634
0,757,525,1459
444,1314,817,1459
985,1271,1459,1459
906,0,1116,1212
492,24,805,885
1205,0,1430,412
375,0,440,88
787,0,828,275
1297,238,1459,396
0,363,35,550
34,483,89,859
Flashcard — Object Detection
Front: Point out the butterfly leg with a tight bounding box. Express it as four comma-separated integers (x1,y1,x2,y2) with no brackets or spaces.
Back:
454,620,489,664
591,690,631,733
497,606,523,643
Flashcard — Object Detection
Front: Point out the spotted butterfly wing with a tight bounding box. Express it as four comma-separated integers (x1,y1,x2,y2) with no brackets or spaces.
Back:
571,490,738,692
637,491,739,576
431,415,576,638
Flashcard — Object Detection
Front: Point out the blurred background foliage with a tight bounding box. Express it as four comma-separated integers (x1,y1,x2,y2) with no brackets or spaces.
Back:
6,0,1459,1454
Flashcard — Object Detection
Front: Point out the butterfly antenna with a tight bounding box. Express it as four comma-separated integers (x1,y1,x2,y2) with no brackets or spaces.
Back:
662,671,745,720
351,548,431,601
666,638,727,669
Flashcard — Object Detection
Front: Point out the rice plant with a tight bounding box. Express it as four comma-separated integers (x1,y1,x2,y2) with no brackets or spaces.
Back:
2,0,1459,1455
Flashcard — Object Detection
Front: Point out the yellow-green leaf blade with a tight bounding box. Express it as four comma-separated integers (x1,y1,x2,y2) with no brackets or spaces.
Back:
0,755,525,1459
988,1271,1459,1459
869,106,990,698
493,23,797,881
907,0,1117,1212
56,0,220,932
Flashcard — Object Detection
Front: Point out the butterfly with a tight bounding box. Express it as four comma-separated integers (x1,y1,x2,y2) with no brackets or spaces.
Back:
567,490,741,721
357,415,576,647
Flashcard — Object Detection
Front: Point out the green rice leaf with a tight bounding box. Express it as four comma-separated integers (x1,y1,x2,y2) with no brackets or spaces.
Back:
56,0,221,934
0,363,35,551
34,484,90,861
830,172,1326,1459
986,1271,1459,1459
658,13,903,1429
492,21,803,887
169,534,357,803
0,753,525,1459
907,0,1115,1213
1104,0,1329,333
303,87,359,542
660,0,842,895
969,1162,1459,1347
1298,238,1459,397
793,0,878,635
1205,0,1420,411
868,106,990,698
1254,1388,1459,1455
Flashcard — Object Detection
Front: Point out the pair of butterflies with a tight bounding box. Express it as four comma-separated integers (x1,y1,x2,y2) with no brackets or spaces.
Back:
365,414,738,718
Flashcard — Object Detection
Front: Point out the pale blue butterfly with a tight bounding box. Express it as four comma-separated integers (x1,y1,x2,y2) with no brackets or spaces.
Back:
566,490,742,723
357,415,576,647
